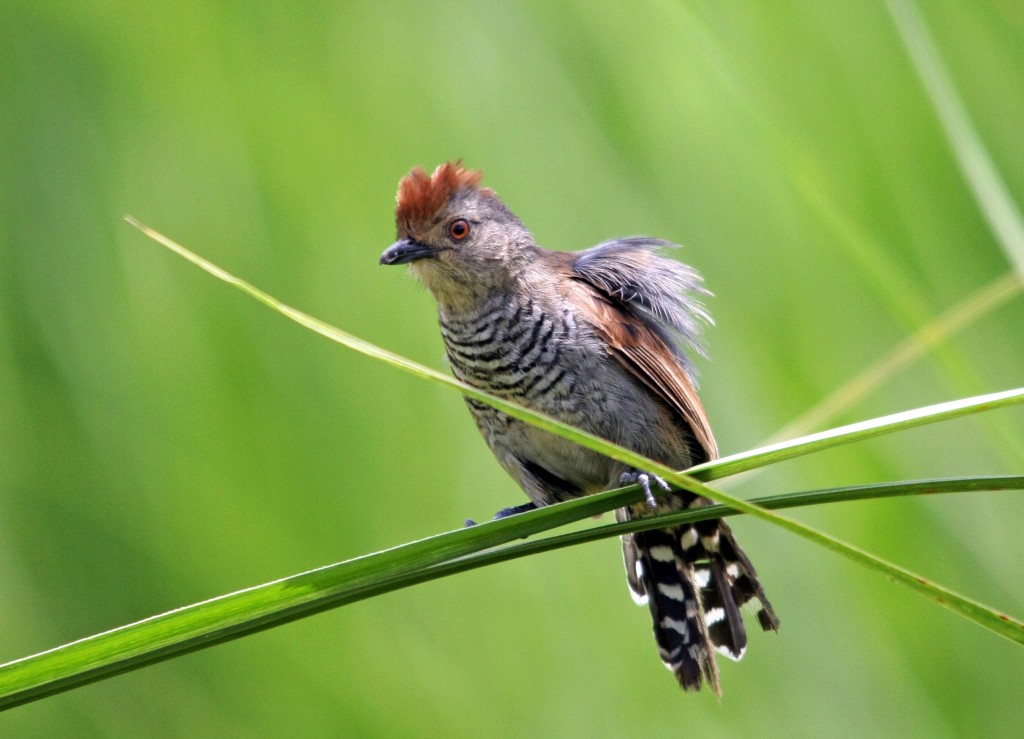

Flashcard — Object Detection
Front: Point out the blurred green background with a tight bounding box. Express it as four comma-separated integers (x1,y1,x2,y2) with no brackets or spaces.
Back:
2,0,1023,735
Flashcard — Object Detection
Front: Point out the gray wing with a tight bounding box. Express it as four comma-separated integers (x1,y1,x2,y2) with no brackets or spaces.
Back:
572,237,711,375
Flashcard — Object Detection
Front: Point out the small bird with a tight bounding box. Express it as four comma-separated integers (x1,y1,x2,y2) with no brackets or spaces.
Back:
380,162,778,694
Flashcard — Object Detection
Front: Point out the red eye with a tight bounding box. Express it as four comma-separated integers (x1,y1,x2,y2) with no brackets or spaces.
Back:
448,219,470,241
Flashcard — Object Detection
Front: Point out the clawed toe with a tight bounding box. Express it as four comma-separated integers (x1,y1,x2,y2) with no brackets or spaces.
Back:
620,470,671,510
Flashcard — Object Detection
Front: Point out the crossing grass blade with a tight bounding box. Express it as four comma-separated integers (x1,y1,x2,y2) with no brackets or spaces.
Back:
1,475,1020,710
120,218,1024,636
4,219,1018,711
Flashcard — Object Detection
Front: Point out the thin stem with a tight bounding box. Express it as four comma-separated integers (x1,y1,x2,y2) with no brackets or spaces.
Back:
1,476,1021,710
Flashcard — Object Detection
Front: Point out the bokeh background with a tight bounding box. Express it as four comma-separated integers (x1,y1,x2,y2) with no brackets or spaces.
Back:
2,0,1023,735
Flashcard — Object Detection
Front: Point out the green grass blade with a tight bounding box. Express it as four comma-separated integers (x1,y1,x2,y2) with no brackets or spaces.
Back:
0,488,625,710
1,475,1019,709
688,387,1024,481
888,0,1024,277
124,217,1024,488
417,475,1024,591
110,220,1024,691
763,271,1023,446
123,218,1024,634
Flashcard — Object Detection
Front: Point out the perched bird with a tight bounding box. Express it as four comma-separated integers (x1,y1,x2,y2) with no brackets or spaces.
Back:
380,162,778,694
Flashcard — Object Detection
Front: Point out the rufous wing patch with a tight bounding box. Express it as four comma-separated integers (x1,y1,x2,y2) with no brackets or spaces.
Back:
569,279,718,461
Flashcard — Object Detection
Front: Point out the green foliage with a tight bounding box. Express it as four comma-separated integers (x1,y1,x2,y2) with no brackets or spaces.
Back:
1,0,1023,735
3,469,1022,710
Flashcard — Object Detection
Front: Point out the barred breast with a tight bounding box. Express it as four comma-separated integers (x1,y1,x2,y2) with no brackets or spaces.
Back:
439,295,578,399
437,293,619,504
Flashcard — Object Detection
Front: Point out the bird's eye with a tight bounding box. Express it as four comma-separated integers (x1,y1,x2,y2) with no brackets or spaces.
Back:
448,219,470,241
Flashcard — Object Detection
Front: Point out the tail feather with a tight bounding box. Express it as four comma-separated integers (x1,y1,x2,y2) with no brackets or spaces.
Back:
718,523,780,632
619,502,778,695
706,555,746,660
634,527,719,691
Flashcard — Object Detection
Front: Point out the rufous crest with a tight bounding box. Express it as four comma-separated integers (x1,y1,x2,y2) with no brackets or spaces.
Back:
395,161,487,234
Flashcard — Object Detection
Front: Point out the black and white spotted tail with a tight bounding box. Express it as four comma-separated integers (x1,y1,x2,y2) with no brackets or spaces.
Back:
618,502,779,695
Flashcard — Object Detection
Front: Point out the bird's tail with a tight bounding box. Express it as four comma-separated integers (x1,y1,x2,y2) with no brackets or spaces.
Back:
618,502,779,695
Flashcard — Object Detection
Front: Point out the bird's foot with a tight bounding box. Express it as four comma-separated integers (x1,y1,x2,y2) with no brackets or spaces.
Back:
620,470,671,510
463,500,538,528
494,501,538,520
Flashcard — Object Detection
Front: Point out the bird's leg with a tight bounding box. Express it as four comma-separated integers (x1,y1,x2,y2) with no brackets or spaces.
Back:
464,500,538,527
620,470,671,510
494,500,539,519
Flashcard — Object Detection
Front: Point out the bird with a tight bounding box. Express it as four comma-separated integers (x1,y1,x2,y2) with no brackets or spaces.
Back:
379,162,778,694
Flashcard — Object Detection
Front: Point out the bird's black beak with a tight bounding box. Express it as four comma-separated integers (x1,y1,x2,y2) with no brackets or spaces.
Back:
380,238,436,266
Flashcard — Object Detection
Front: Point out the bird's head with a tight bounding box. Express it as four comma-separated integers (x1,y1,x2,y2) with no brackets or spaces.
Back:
380,162,535,310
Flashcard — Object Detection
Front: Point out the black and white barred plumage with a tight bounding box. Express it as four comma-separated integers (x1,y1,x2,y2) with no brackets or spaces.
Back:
619,502,778,690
